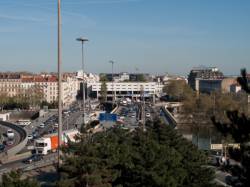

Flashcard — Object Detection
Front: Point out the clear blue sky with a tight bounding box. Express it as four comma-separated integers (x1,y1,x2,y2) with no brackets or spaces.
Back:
0,0,249,76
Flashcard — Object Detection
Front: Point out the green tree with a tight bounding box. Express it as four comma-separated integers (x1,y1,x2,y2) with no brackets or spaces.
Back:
58,118,215,187
0,171,40,187
137,74,146,82
0,93,8,110
163,80,194,101
99,74,108,82
212,69,250,186
100,81,107,103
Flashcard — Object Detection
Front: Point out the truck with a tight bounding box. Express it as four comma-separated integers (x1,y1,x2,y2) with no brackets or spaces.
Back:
34,129,80,155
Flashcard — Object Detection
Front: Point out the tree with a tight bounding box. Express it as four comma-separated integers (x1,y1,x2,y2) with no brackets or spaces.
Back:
100,81,107,103
0,171,40,187
58,118,216,187
163,80,194,101
212,69,250,186
0,93,8,110
99,74,108,82
137,74,146,82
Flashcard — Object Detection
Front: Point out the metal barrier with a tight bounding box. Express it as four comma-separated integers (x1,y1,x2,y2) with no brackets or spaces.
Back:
0,121,28,163
22,156,57,172
111,104,118,114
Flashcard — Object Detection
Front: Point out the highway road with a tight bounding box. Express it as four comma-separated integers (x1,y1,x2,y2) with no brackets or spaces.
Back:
0,123,21,153
0,103,89,173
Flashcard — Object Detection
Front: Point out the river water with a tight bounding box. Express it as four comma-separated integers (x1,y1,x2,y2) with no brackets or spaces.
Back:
177,126,223,150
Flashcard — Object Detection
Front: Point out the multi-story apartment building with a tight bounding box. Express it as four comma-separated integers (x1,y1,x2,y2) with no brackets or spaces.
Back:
0,73,22,97
0,72,78,108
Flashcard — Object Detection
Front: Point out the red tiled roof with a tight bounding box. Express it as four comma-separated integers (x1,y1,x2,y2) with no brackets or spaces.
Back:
21,76,58,82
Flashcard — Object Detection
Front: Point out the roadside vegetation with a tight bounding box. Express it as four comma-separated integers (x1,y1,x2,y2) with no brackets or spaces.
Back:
0,86,44,110
212,69,250,187
163,79,249,125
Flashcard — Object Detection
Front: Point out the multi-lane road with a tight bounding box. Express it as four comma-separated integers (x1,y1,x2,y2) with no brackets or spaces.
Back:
0,104,84,172
0,123,21,153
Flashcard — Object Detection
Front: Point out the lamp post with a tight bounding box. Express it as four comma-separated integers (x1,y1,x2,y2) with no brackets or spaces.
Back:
109,60,115,102
57,0,63,168
76,37,88,124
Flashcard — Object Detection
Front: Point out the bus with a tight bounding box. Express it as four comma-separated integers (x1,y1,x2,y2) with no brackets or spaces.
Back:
16,119,31,126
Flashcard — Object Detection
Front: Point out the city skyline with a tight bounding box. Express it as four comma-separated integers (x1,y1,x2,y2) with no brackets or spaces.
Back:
0,0,249,75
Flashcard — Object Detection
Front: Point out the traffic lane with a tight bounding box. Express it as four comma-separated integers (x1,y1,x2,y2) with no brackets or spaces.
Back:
25,111,56,134
38,110,82,134
0,152,57,173
62,111,82,131
0,124,21,150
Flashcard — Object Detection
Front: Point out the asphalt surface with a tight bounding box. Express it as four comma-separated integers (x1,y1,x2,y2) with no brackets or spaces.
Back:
0,123,21,153
0,102,91,173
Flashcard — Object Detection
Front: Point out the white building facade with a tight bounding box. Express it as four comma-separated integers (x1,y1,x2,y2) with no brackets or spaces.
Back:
91,82,163,100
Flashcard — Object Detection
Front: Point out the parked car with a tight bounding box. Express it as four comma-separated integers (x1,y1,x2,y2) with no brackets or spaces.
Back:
146,113,151,118
23,154,43,164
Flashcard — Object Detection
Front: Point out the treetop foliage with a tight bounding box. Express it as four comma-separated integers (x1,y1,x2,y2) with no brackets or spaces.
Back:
57,119,215,187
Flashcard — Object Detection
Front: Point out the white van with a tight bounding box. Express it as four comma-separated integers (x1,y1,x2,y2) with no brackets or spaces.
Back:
6,129,14,139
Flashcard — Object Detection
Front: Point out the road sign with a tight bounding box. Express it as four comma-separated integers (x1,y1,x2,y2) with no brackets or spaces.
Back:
99,113,117,122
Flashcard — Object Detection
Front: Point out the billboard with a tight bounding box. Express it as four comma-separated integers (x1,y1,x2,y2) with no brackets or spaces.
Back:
99,113,117,122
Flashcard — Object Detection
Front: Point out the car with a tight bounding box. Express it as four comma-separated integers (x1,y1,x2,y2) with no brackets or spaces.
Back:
6,129,14,139
119,116,125,120
146,113,151,118
23,154,43,164
32,131,38,139
53,123,58,128
5,140,14,146
0,144,5,152
39,123,45,128
27,135,33,140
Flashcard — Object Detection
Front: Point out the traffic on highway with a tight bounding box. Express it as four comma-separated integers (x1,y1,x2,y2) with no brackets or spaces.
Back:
0,99,157,177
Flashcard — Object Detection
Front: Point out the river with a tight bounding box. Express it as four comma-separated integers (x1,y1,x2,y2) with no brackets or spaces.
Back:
177,126,223,150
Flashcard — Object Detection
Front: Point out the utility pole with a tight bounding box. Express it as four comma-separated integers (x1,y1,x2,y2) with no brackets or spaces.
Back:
57,0,62,169
76,37,88,124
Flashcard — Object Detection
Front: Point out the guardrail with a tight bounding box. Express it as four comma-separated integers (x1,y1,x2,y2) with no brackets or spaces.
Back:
0,121,28,163
111,104,118,114
22,156,57,172
161,106,177,128
0,155,57,181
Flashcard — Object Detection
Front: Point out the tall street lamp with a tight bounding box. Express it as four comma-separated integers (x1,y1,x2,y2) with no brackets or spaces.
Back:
57,0,63,168
109,60,115,102
76,37,88,124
